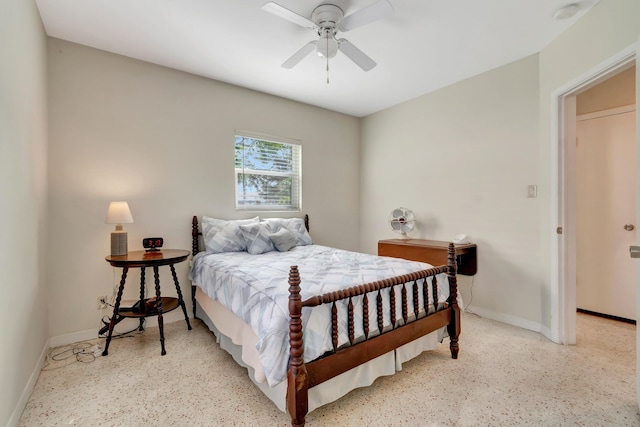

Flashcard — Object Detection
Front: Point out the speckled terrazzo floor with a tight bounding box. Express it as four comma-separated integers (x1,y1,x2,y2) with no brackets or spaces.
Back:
19,312,639,426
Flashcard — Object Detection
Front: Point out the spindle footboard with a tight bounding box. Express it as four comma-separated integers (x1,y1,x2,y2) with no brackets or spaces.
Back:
286,244,460,427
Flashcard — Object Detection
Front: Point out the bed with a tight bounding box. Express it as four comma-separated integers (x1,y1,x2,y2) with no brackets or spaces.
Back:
189,215,460,427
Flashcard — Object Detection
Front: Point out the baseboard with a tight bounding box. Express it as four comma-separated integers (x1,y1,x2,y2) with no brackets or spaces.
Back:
538,323,553,342
49,311,190,348
465,306,544,334
7,338,50,427
49,328,98,348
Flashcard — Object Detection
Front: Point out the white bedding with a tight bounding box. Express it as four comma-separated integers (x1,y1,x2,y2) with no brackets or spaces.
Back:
189,244,453,387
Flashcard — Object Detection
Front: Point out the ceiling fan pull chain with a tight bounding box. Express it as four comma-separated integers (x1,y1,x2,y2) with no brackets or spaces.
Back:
326,58,330,84
326,36,330,84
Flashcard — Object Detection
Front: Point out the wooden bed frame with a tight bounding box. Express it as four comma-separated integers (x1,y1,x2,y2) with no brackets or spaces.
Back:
191,215,460,427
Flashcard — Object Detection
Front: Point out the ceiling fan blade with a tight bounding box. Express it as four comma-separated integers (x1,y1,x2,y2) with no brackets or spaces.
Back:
338,0,394,32
261,2,316,30
338,39,376,71
282,41,317,69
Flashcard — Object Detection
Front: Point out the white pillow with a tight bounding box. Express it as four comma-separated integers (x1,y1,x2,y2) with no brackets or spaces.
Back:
263,217,312,246
270,228,298,252
239,222,275,255
202,216,259,253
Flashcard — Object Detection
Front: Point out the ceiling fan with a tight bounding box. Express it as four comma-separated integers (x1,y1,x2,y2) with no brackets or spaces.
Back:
261,0,394,74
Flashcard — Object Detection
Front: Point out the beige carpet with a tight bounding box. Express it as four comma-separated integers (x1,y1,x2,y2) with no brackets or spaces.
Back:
19,312,639,426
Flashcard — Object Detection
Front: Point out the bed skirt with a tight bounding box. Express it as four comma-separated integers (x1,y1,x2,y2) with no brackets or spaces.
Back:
195,286,447,413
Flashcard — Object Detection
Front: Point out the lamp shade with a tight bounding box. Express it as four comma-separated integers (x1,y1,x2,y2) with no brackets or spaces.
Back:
105,201,134,225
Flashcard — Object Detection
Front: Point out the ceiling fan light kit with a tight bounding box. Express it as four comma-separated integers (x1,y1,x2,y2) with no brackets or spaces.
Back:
261,0,394,79
317,29,339,59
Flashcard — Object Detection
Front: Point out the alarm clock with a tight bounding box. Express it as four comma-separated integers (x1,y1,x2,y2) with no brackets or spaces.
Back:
142,237,163,252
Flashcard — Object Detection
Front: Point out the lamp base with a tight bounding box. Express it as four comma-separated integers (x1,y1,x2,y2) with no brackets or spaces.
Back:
111,231,128,256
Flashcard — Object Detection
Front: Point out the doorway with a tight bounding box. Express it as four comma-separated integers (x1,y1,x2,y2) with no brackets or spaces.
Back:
575,77,637,322
553,48,637,345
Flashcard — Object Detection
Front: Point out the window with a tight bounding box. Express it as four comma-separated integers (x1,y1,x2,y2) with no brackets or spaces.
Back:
235,133,301,211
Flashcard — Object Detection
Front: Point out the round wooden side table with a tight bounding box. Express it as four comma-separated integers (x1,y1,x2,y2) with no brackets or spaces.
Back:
102,249,192,356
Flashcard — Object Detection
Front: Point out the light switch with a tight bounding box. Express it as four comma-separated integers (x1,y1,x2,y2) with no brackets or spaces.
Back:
527,185,537,198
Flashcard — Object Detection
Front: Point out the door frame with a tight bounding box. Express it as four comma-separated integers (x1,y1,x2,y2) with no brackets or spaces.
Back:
551,45,637,344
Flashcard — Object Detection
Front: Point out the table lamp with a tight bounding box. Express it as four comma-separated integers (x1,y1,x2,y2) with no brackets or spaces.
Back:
105,201,134,256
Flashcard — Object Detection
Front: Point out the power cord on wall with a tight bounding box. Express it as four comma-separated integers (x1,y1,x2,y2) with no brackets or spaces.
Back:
463,275,475,313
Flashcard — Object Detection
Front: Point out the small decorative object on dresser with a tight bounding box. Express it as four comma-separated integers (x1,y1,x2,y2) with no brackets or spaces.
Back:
388,207,416,238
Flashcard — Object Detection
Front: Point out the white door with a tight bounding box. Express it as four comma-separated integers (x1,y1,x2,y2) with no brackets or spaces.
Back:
576,109,637,320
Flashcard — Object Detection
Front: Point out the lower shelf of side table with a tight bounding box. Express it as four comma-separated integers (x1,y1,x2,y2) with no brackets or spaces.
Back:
118,297,179,318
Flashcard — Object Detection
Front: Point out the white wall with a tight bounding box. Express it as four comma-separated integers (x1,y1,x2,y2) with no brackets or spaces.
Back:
360,55,542,328
46,38,361,338
0,0,49,425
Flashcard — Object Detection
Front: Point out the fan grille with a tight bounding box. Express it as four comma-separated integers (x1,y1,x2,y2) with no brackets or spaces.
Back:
389,207,416,237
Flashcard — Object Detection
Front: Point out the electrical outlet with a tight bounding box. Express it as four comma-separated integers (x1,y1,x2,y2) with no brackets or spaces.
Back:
97,296,108,310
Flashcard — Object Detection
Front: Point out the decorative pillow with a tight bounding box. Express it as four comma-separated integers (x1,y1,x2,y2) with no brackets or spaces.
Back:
239,222,275,255
270,228,298,252
263,217,312,246
202,216,259,253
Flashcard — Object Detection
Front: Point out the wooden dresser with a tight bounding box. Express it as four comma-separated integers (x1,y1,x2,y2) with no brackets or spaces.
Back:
378,239,477,276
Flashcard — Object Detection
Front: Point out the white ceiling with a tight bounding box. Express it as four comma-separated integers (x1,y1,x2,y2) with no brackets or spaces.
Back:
35,0,599,117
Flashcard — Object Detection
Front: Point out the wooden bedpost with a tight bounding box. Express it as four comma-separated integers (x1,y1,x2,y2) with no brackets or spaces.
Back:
446,243,460,359
192,216,199,257
191,216,199,320
287,265,308,427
